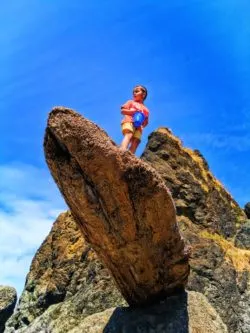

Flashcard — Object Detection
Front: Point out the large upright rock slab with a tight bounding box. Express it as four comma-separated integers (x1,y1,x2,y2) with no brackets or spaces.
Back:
44,107,190,306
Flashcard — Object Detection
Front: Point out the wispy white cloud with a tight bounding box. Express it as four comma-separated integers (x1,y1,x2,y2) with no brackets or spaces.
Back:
183,132,250,152
0,163,66,297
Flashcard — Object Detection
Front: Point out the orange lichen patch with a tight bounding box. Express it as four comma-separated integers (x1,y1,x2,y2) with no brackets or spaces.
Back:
200,231,250,272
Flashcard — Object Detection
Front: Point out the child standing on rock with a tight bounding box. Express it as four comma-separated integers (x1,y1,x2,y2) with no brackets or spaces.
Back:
120,85,149,154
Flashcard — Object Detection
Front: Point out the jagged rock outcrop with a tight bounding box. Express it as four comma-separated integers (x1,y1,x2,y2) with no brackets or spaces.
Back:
43,107,190,306
5,211,125,332
0,286,17,333
142,128,250,333
142,128,246,238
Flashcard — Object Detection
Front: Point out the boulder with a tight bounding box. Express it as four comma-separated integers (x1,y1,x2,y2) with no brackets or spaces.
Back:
69,291,228,333
0,286,17,333
5,291,227,333
43,107,190,306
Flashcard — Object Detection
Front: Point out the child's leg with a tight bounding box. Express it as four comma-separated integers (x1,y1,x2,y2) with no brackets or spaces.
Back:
129,129,141,154
120,123,134,151
120,131,133,151
129,137,140,153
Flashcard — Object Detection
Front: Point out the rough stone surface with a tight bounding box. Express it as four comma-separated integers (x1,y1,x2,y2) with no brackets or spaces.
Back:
69,291,227,333
142,128,246,238
6,122,250,333
235,220,250,249
5,211,125,332
5,292,227,333
43,107,190,306
142,128,250,333
0,286,17,333
244,202,250,219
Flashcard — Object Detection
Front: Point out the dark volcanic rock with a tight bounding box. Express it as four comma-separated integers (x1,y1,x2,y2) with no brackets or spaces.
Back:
43,107,190,306
0,286,17,333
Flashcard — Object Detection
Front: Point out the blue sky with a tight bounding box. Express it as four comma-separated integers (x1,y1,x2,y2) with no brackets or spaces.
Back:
0,1,249,296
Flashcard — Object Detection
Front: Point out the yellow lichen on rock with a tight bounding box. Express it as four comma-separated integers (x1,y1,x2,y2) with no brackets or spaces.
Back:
200,231,250,272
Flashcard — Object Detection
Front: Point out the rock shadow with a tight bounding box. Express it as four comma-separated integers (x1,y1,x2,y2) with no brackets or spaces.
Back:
103,291,189,333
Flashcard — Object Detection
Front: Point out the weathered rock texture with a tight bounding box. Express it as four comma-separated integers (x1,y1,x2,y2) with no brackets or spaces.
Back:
142,128,246,238
244,202,250,219
235,220,250,250
43,107,190,306
0,286,17,333
6,120,250,333
71,291,227,333
142,128,250,333
8,291,227,333
5,211,125,332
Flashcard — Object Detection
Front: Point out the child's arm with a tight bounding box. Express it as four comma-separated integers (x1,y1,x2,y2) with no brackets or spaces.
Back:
141,117,148,129
121,108,136,115
142,117,148,128
141,107,149,128
121,100,135,115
